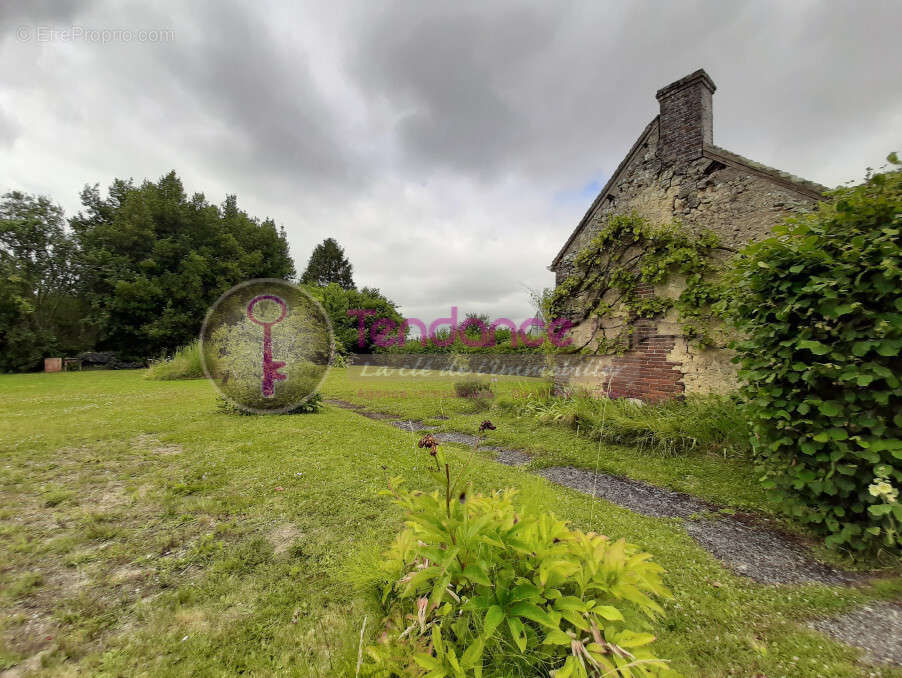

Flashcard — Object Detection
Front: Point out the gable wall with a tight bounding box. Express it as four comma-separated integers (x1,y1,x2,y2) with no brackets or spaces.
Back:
552,126,821,400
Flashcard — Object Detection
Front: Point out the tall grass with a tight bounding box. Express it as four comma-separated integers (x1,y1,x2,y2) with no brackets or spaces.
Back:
145,340,205,380
497,386,750,457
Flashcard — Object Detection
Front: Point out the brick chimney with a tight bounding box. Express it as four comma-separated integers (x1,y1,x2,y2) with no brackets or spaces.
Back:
655,69,716,165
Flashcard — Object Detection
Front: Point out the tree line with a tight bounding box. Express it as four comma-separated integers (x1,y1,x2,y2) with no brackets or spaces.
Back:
0,171,400,371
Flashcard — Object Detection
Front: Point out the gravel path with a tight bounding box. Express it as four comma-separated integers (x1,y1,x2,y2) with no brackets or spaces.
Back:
809,602,902,665
485,446,532,467
325,399,437,430
390,420,437,432
434,431,482,446
685,519,854,585
538,465,713,518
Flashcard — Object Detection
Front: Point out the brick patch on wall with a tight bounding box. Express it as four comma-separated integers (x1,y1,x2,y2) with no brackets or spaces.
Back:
605,283,685,402
606,335,684,403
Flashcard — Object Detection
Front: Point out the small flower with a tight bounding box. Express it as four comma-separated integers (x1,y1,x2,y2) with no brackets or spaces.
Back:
479,420,496,432
417,434,439,455
869,480,898,503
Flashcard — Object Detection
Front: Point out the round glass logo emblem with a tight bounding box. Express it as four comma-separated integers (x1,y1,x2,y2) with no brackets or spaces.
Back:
200,279,333,414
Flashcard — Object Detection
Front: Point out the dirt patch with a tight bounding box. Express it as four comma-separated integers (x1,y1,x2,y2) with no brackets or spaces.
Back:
808,601,902,665
173,606,210,633
355,410,397,421
269,524,301,555
485,446,531,467
109,565,148,586
538,466,713,518
685,519,855,585
323,399,406,423
132,434,182,456
0,647,54,678
92,482,130,512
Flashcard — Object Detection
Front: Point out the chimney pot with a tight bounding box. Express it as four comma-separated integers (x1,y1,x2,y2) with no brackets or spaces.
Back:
656,68,716,165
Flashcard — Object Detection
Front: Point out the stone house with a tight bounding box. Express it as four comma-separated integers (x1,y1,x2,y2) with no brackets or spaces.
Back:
549,69,828,401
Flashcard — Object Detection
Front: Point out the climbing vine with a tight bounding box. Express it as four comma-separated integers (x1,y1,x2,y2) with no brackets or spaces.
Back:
548,213,731,354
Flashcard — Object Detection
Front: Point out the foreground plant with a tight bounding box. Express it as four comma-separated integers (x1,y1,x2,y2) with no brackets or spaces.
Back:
362,436,676,677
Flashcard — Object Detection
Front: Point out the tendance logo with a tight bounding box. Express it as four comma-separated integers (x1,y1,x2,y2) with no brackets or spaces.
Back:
347,306,573,349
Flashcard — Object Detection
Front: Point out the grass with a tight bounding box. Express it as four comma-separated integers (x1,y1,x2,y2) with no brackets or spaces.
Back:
327,369,769,513
0,368,899,676
496,389,751,457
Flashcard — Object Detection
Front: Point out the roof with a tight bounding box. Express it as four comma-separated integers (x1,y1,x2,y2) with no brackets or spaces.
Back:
702,145,829,199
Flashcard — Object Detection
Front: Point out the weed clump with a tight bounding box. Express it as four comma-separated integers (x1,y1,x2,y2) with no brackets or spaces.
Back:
146,340,204,380
502,386,749,457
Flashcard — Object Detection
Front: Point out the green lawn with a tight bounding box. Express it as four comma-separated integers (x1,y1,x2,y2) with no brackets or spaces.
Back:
0,369,900,677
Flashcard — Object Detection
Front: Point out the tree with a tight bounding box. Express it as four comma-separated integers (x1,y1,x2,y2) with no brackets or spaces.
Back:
71,171,295,359
300,238,355,289
307,283,404,353
0,191,89,371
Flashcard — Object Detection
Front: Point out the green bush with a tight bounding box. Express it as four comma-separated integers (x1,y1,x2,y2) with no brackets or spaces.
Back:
503,388,749,457
731,156,902,552
145,340,205,380
454,378,494,400
362,437,675,677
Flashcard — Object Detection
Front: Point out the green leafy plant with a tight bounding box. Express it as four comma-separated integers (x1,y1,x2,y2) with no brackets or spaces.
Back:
362,434,675,677
730,155,902,552
548,214,731,353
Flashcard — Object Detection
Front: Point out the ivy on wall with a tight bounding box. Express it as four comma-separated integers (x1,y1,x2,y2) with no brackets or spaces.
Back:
547,214,731,354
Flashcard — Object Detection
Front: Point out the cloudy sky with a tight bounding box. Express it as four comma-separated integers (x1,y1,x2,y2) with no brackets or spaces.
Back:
2,0,900,324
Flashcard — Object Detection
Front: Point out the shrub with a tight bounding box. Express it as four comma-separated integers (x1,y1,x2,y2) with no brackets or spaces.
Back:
146,340,204,380
506,388,749,457
362,436,675,677
731,156,902,552
454,378,494,400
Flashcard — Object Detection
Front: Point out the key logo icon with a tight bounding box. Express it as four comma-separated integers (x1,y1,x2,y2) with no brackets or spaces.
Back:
201,279,333,414
246,294,288,397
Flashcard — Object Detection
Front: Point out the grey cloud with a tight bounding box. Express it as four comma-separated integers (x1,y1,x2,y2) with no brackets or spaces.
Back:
352,2,562,178
0,105,21,147
1,0,900,324
0,0,93,25
148,3,360,193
